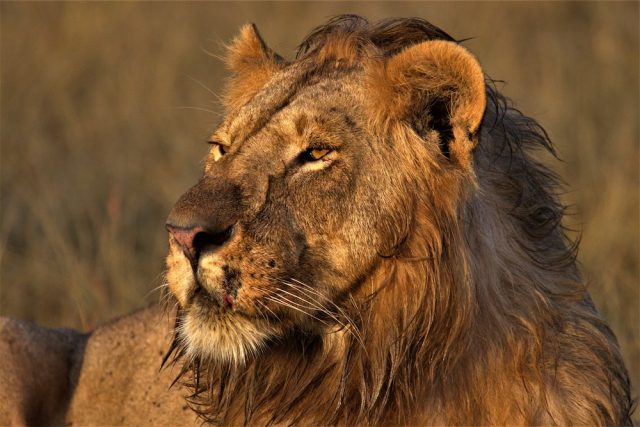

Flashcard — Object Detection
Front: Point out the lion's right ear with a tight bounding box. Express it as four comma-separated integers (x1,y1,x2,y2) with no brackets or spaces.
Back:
224,24,284,111
366,40,486,168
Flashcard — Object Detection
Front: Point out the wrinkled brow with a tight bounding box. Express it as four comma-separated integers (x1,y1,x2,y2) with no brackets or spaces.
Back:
223,64,310,146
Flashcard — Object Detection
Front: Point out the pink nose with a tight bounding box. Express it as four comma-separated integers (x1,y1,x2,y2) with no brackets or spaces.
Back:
166,224,205,261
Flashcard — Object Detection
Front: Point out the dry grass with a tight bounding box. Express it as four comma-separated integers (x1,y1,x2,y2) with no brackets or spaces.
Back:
1,2,637,418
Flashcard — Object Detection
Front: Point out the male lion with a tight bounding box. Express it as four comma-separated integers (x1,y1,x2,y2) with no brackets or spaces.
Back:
0,15,633,426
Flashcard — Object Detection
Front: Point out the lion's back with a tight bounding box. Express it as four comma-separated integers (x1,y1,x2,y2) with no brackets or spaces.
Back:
65,306,199,425
0,317,84,425
0,307,199,426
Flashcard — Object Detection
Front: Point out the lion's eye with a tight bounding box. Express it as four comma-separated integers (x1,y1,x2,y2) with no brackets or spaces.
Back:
297,146,337,172
208,140,227,161
302,148,332,162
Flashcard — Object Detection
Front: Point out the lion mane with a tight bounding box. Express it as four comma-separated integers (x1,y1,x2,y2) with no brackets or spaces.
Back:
163,16,633,425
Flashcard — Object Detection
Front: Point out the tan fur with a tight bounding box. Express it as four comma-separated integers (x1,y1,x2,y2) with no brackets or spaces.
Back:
0,307,199,425
223,24,284,112
161,16,632,425
0,15,632,426
366,40,486,167
367,40,485,131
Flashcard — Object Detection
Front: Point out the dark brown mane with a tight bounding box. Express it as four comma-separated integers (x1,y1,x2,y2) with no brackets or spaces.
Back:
297,15,456,59
164,15,633,426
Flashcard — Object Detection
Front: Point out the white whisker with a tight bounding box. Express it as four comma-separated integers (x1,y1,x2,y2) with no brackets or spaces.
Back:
256,299,280,322
265,295,331,327
278,277,368,352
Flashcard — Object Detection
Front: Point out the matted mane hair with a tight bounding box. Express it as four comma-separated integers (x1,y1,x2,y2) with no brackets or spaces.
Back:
164,15,633,425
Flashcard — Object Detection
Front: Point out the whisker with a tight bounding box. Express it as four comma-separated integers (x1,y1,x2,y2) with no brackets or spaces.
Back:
256,299,280,322
265,295,330,327
270,278,367,353
282,278,362,329
275,286,331,316
169,106,222,116
147,282,169,298
253,301,268,323
186,75,221,101
275,285,354,333
201,45,226,64
287,278,348,312
288,279,368,353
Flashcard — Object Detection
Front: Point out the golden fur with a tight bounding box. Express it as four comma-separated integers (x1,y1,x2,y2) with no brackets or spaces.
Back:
0,15,633,426
163,15,633,426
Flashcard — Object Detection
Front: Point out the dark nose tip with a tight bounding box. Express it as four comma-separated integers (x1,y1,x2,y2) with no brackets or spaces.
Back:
166,223,233,263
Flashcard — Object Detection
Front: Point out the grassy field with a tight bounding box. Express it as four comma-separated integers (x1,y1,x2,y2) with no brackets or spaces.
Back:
1,2,638,414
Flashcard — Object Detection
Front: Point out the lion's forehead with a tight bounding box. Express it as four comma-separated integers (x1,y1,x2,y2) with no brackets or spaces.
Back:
219,64,364,148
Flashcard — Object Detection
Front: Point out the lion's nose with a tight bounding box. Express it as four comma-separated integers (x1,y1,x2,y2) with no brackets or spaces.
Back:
166,223,233,263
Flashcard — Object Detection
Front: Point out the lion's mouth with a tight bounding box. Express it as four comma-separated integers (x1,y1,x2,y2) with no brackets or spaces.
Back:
186,254,242,312
191,283,235,311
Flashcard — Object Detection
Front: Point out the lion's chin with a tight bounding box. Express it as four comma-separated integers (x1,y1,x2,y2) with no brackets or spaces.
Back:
178,310,271,366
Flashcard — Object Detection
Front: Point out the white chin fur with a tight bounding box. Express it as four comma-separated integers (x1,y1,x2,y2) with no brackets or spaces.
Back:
179,311,270,366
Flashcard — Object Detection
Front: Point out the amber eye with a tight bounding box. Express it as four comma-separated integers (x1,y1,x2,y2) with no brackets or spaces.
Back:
302,148,331,162
208,140,227,161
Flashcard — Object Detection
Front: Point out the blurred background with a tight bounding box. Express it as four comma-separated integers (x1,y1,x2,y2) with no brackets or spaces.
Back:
1,1,637,411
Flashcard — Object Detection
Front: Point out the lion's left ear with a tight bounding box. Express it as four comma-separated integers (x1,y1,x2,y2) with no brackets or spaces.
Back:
224,24,284,110
367,40,486,167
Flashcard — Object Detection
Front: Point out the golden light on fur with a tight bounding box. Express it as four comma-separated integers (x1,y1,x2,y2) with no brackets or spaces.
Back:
179,310,272,366
161,15,633,426
366,40,486,167
0,12,634,427
223,24,285,112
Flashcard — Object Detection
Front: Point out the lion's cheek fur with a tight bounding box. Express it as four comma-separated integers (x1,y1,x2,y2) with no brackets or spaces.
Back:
195,257,225,294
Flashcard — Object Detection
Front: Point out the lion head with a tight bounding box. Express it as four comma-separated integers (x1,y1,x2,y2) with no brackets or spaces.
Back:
163,16,631,426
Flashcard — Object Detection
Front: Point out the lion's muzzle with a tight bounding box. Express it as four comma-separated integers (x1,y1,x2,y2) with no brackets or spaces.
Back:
165,223,233,266
166,177,244,263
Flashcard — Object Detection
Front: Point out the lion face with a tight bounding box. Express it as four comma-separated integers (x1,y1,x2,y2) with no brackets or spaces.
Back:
166,77,395,364
165,24,485,365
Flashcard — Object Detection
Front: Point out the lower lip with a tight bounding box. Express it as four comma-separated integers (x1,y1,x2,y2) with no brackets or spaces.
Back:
222,293,235,309
191,286,236,312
